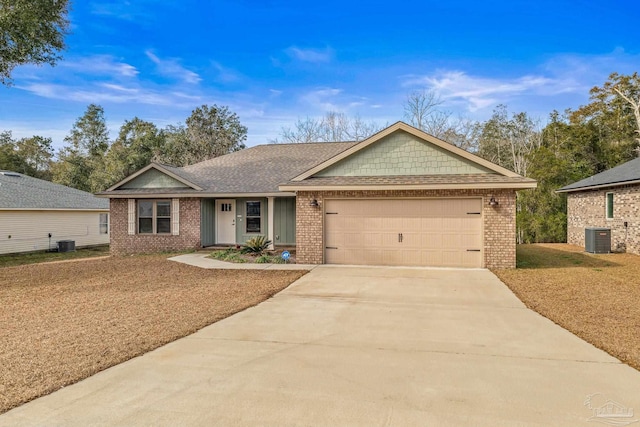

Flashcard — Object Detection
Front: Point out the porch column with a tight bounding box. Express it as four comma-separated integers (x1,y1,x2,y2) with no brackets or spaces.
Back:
267,196,275,250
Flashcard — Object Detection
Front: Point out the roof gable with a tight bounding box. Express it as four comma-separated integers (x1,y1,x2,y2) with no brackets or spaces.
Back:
120,168,190,189
315,129,493,177
293,122,519,181
107,163,203,191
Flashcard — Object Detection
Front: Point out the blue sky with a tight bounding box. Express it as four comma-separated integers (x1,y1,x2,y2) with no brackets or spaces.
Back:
1,0,639,150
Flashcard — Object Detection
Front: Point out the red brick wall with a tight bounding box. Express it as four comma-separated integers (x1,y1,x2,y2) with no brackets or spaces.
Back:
110,198,201,255
296,189,517,268
567,185,640,254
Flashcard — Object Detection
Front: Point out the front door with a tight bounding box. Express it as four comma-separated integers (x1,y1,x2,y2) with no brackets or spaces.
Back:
215,199,236,244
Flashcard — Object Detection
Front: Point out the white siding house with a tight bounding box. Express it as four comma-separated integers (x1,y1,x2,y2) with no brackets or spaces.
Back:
0,171,109,255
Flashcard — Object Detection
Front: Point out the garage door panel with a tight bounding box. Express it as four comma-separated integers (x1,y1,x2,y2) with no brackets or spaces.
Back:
420,232,443,249
421,217,443,229
422,250,443,265
458,250,482,268
324,199,483,268
364,233,383,247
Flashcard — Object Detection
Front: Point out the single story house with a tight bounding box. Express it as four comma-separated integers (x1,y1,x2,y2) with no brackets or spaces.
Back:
0,171,110,254
99,122,536,268
557,156,640,254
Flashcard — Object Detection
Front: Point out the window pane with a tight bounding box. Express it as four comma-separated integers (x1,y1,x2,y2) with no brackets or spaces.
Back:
138,201,153,217
607,193,614,218
100,224,109,234
157,201,171,217
246,217,261,233
246,201,261,216
100,213,108,223
139,218,153,233
157,218,171,233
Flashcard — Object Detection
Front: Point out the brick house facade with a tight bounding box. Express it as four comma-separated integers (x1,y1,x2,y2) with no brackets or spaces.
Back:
559,156,640,255
567,185,640,255
101,122,535,268
110,198,201,255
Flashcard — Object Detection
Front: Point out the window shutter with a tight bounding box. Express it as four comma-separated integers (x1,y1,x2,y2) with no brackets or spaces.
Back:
127,199,136,235
172,199,180,235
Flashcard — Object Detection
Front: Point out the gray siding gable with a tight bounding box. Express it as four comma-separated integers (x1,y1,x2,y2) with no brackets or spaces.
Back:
120,168,190,189
315,131,494,177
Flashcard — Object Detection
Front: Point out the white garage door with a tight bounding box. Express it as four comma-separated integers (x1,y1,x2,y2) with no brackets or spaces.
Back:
324,198,483,268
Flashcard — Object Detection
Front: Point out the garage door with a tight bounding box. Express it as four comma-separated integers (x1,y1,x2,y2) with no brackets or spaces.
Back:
324,198,483,268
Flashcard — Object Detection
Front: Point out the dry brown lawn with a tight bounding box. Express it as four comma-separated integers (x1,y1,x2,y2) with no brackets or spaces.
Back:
0,255,306,414
494,244,640,371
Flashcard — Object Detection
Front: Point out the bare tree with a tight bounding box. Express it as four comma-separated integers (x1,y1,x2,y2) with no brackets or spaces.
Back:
403,90,444,131
403,89,482,151
273,112,380,143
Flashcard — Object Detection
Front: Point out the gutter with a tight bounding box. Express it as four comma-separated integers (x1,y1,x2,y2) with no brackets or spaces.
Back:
556,179,640,193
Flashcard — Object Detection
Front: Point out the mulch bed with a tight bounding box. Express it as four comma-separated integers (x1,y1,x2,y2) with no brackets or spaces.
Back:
494,244,640,371
0,255,306,414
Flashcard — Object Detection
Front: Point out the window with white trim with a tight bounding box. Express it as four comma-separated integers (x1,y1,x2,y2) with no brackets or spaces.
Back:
138,200,171,234
246,201,261,233
606,192,614,219
99,213,109,234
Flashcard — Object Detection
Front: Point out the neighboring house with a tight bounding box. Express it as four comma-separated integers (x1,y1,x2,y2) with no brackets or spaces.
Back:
0,171,110,255
557,156,640,254
99,122,536,268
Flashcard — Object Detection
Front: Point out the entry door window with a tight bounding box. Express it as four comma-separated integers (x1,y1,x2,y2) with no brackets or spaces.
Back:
246,201,261,233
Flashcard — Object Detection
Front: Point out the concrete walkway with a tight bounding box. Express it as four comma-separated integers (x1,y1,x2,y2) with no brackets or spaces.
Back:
168,253,317,270
2,267,640,426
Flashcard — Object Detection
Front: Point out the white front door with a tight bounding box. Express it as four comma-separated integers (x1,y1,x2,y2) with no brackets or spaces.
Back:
216,199,236,244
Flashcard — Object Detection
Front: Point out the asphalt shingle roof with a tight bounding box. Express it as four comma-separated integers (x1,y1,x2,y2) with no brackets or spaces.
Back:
107,142,359,195
558,157,640,192
0,172,108,210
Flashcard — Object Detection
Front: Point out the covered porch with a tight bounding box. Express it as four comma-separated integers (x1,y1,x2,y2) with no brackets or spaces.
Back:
200,196,296,248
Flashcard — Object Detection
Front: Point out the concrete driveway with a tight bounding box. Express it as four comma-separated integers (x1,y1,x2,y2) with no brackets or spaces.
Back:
2,266,640,426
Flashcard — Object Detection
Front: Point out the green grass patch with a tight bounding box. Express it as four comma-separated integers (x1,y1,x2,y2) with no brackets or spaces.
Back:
0,246,110,269
516,244,616,269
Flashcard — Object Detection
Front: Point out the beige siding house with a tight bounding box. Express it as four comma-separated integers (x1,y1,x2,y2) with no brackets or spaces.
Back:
0,171,109,254
558,157,640,254
100,122,536,268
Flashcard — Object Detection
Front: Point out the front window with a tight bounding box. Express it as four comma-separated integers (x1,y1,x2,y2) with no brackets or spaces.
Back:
138,200,171,234
99,213,109,234
246,201,261,233
606,192,614,219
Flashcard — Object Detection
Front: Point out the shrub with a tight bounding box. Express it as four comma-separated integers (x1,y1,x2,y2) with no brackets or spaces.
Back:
210,249,234,260
271,255,285,264
255,255,271,263
240,236,272,255
224,253,247,263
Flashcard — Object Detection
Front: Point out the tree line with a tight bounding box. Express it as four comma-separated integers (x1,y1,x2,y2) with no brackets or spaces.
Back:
0,104,247,193
1,73,638,244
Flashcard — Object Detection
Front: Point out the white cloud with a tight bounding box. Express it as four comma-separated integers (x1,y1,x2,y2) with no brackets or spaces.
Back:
145,50,201,84
403,70,577,111
211,61,241,83
301,88,344,111
60,55,139,78
285,46,334,63
17,82,202,107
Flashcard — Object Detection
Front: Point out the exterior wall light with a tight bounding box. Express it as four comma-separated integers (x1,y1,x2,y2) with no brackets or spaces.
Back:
489,197,499,207
309,199,320,208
